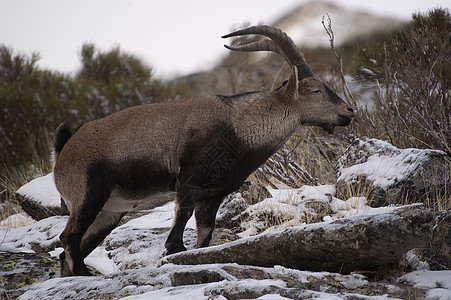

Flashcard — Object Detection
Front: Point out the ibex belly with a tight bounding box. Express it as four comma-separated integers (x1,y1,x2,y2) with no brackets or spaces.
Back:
102,188,176,213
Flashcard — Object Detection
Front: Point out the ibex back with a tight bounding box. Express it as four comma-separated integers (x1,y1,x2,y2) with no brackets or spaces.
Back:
53,25,354,276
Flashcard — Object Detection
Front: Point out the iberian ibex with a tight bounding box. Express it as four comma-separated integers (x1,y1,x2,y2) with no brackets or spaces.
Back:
52,25,355,276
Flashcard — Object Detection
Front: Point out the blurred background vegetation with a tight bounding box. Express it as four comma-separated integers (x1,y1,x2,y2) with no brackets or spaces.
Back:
0,43,187,201
349,8,451,154
1,8,449,208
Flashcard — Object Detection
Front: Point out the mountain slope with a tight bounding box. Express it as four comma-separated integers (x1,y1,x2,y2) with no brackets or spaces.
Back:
273,1,404,48
175,1,405,96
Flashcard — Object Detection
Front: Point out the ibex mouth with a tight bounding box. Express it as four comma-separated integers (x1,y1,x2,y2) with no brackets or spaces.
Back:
323,115,353,134
322,124,335,134
338,115,353,126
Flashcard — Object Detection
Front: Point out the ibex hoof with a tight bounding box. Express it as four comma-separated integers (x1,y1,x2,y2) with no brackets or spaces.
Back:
164,245,187,256
60,252,94,277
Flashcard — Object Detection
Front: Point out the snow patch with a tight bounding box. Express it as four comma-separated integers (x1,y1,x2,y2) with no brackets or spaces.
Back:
399,270,451,300
329,197,369,219
338,138,445,190
400,270,451,290
85,247,119,275
238,185,333,237
122,284,212,300
121,202,196,230
16,173,60,207
0,216,67,253
19,276,121,300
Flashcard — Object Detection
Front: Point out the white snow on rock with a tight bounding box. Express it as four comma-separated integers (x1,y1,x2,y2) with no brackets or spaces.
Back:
0,216,67,253
99,202,197,273
338,138,446,190
18,276,123,300
16,172,60,207
122,283,211,300
328,196,369,219
268,184,335,203
121,202,196,230
239,184,374,237
85,247,119,275
399,270,451,300
239,185,336,237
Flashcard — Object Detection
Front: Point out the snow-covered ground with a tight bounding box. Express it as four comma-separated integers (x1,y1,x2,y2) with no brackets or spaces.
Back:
3,204,448,299
1,140,450,299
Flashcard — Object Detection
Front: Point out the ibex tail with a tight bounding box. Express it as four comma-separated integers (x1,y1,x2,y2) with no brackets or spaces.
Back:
52,122,81,164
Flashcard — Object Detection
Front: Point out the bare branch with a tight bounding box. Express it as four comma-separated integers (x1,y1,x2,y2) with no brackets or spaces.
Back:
321,14,355,106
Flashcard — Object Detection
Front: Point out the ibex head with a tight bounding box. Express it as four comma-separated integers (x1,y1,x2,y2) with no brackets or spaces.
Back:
222,25,354,133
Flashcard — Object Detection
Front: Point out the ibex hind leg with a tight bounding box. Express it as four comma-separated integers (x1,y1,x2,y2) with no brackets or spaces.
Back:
59,168,112,276
60,210,97,277
80,210,124,260
60,207,114,276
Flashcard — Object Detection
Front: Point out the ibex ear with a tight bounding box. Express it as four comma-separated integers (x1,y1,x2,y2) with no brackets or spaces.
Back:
282,66,299,99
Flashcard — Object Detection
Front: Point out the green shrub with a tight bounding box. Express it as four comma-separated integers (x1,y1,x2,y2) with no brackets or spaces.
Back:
0,44,186,200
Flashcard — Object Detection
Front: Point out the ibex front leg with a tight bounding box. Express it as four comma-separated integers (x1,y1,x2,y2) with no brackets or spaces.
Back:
194,196,224,248
165,174,196,255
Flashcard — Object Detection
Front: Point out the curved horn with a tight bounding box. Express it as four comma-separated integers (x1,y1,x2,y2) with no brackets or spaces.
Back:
222,25,314,79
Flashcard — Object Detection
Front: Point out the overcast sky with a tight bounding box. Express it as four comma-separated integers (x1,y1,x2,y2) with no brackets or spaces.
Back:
1,0,448,78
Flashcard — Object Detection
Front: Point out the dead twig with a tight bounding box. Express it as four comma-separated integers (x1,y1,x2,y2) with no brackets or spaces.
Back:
321,14,356,106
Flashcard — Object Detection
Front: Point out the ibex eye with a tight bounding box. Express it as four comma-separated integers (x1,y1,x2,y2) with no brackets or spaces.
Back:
313,90,322,94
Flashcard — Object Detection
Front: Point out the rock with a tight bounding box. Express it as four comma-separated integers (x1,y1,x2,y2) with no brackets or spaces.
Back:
215,193,248,230
15,173,68,220
423,209,451,270
209,228,240,246
163,205,434,274
18,262,426,300
336,138,451,208
1,203,439,299
170,268,228,286
0,216,66,254
238,179,271,204
15,194,68,221
0,251,59,299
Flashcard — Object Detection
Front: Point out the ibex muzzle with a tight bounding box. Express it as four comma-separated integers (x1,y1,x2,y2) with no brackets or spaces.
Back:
53,25,354,276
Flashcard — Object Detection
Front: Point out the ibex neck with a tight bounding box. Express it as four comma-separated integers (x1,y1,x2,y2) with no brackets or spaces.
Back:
232,92,298,153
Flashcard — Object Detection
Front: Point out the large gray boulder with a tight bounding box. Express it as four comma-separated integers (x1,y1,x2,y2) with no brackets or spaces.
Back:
163,205,434,274
336,138,450,208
